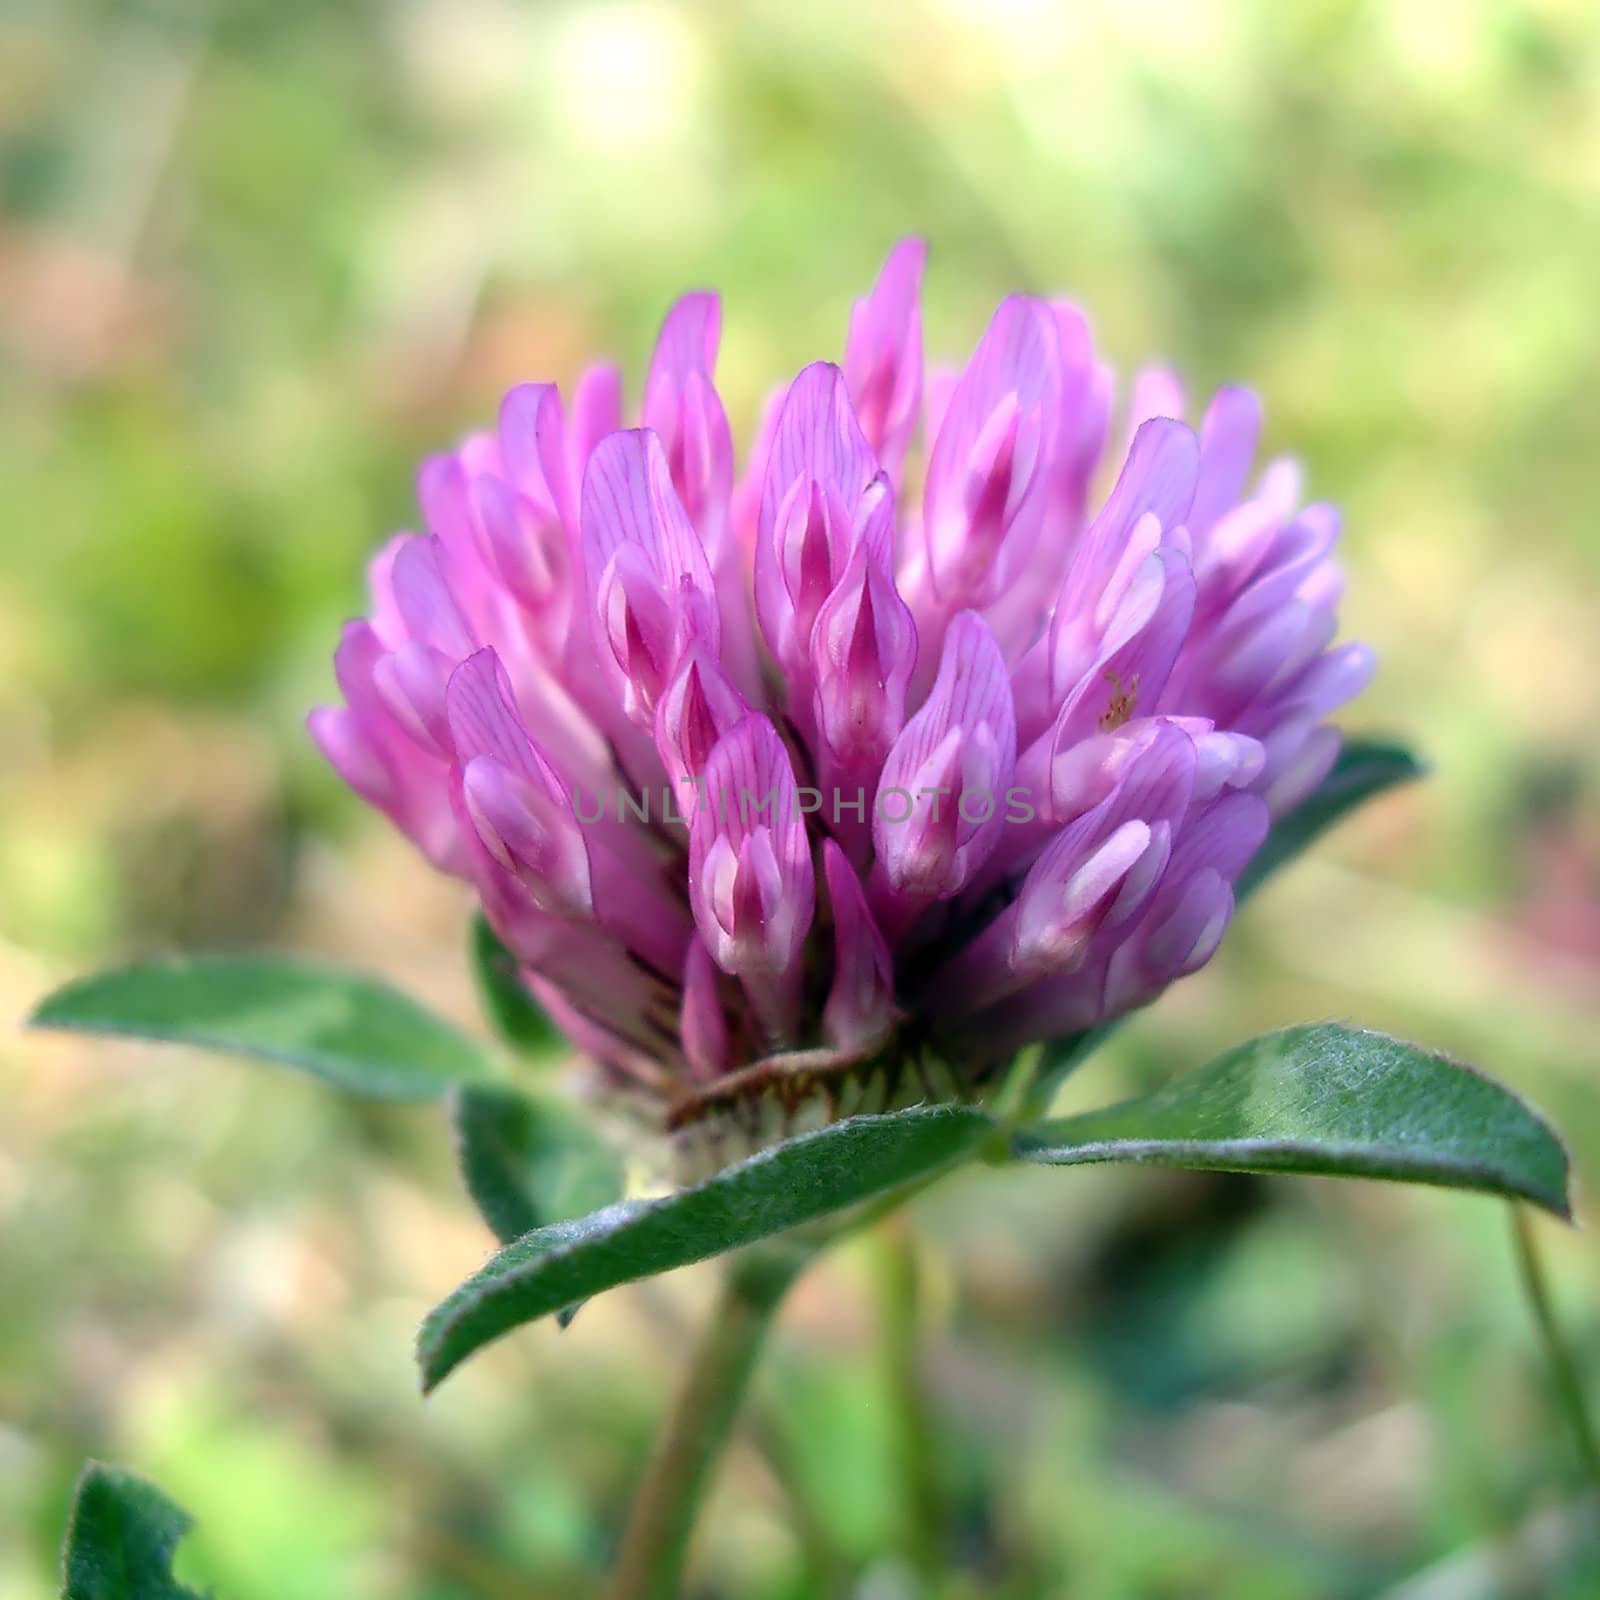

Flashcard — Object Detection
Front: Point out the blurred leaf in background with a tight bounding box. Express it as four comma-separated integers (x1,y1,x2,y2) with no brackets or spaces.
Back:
4,0,1599,1595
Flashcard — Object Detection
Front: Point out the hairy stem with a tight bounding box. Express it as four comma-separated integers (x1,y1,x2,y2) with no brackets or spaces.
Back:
874,1216,945,1580
1511,1204,1600,1486
607,1247,808,1600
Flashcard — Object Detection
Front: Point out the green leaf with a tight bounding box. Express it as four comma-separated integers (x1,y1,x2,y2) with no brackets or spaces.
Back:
1014,1024,1569,1217
62,1463,206,1600
1237,737,1425,902
419,1103,994,1390
469,914,561,1057
30,955,492,1101
453,1083,622,1244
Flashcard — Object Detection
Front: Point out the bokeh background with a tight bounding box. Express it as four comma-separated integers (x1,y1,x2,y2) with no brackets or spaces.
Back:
5,1,1600,1595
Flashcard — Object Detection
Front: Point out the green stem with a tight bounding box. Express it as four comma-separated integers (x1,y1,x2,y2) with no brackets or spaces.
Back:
1510,1204,1600,1487
874,1217,944,1580
606,1247,807,1600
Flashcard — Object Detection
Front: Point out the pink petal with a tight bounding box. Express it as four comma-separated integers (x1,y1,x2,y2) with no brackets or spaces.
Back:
821,840,897,1053
873,611,1016,904
688,714,815,980
642,292,733,550
844,237,926,484
680,937,732,1082
1190,385,1264,537
920,296,1062,612
580,429,720,722
498,382,568,527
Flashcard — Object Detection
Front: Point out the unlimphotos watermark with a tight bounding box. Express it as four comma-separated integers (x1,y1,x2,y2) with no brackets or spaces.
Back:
572,781,1041,828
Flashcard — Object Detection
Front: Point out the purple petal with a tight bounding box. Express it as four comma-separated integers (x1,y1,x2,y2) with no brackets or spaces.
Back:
680,937,731,1082
567,362,623,499
1014,539,1198,821
1189,385,1263,537
461,756,594,919
642,292,733,550
1045,299,1114,536
1100,788,1269,1013
308,706,390,809
810,544,918,853
688,714,815,982
1124,364,1186,442
1056,418,1199,622
416,452,478,568
935,720,1197,1016
1263,724,1343,816
581,429,719,723
756,361,889,676
447,650,595,920
920,296,1062,613
498,382,568,528
844,238,926,483
372,638,454,755
317,623,462,871
873,611,1016,906
389,534,477,660
1013,818,1162,978
470,473,564,619
821,840,897,1053
655,646,748,788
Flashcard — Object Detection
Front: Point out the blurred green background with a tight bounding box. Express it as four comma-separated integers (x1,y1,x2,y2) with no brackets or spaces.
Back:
5,0,1600,1595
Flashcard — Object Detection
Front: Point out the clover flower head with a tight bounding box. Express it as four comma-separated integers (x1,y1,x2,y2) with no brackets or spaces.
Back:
312,241,1373,1171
